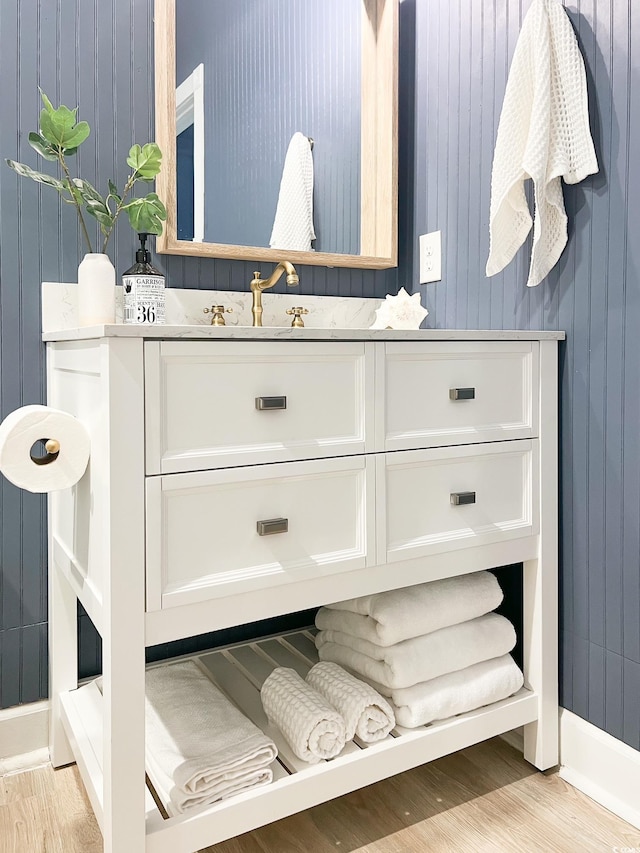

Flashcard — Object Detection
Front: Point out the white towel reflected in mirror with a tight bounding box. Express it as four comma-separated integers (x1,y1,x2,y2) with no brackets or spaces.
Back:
270,132,316,252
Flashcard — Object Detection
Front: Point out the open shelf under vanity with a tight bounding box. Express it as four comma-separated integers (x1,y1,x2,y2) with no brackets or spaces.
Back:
60,629,539,853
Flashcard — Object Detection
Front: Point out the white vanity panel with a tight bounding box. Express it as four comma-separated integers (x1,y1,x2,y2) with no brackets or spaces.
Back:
379,440,539,564
144,340,374,474
45,322,562,853
380,342,538,451
146,455,376,610
47,341,111,629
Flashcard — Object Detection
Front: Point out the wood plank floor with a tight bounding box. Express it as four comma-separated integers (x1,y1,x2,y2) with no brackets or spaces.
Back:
1,737,638,852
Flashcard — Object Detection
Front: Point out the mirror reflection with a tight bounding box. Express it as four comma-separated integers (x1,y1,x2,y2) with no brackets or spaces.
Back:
175,0,362,255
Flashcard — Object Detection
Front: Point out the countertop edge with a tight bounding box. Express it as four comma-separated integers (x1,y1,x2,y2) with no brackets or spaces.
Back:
42,325,567,342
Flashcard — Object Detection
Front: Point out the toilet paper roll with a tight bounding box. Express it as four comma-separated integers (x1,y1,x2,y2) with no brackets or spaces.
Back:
0,405,90,493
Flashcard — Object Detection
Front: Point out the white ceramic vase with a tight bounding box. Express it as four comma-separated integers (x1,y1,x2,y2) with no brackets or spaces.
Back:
77,253,116,326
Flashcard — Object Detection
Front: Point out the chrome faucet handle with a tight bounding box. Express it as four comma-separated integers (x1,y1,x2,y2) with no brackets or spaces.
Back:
203,305,233,326
286,307,309,328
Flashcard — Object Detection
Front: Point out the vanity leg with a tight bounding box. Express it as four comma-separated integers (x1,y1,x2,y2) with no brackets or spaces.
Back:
523,340,559,770
100,337,147,852
523,555,559,770
101,603,146,851
48,499,78,768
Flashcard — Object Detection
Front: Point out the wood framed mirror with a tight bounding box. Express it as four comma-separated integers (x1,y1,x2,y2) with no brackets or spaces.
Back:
154,0,398,269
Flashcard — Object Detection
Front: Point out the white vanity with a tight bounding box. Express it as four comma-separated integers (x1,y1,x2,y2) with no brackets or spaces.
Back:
45,319,563,852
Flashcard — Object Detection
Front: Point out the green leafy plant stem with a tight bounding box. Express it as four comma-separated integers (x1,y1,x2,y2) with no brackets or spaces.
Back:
5,93,167,259
101,172,136,254
59,155,94,253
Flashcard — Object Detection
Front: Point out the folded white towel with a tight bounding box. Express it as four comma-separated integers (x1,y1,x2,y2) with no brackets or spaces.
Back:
306,661,395,743
318,571,503,647
260,667,346,764
316,613,516,690
383,655,525,728
486,0,598,287
269,132,316,252
145,661,277,814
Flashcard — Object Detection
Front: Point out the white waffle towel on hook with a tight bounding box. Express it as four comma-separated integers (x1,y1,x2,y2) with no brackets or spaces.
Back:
144,661,277,814
317,571,503,647
316,613,517,690
377,655,525,729
269,132,316,252
306,661,395,743
486,0,598,287
260,667,346,763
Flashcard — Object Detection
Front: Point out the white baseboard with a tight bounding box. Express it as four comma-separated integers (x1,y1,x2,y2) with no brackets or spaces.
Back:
559,709,640,830
0,700,49,764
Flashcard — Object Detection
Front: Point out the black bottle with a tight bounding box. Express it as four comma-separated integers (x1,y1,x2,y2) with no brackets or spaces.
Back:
122,233,166,325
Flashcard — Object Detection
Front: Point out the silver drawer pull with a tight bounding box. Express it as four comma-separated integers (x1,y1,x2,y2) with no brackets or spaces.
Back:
255,396,287,411
449,387,475,401
257,517,289,536
450,491,476,506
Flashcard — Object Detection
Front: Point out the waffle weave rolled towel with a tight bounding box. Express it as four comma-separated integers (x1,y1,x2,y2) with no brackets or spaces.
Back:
144,661,277,814
306,661,395,743
318,571,503,647
260,667,346,764
382,655,525,728
316,613,516,690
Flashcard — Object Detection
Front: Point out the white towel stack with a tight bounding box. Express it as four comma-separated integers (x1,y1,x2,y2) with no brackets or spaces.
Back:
145,661,277,814
315,571,524,728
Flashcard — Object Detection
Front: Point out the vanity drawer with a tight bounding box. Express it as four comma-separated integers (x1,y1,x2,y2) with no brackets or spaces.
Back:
144,341,374,474
378,440,538,564
145,456,375,610
381,342,538,451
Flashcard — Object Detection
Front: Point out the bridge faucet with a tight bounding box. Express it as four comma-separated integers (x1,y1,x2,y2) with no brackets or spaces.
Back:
250,262,299,327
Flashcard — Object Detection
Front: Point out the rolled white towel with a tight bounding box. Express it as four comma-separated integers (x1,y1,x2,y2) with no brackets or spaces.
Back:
306,661,395,743
145,661,277,814
260,667,346,764
316,613,516,690
385,655,525,728
318,571,503,646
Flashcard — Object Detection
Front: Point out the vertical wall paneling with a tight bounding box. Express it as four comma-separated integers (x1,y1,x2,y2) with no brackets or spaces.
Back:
0,0,396,709
396,0,416,284
622,0,640,676
7,0,638,755
411,0,640,750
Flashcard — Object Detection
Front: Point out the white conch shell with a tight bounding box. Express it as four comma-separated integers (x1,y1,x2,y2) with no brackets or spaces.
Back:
370,287,428,330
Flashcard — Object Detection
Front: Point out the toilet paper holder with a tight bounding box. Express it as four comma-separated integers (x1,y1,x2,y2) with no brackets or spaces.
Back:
30,438,60,466
0,405,90,493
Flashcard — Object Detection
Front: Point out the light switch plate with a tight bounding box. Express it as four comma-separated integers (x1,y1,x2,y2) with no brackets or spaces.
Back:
419,230,442,283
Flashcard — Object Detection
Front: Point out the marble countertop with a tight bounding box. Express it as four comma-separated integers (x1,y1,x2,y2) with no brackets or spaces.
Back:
40,283,565,342
42,324,566,342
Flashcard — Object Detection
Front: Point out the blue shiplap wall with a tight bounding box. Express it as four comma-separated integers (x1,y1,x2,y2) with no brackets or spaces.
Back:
410,0,640,750
176,0,361,253
0,0,396,709
2,0,638,762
